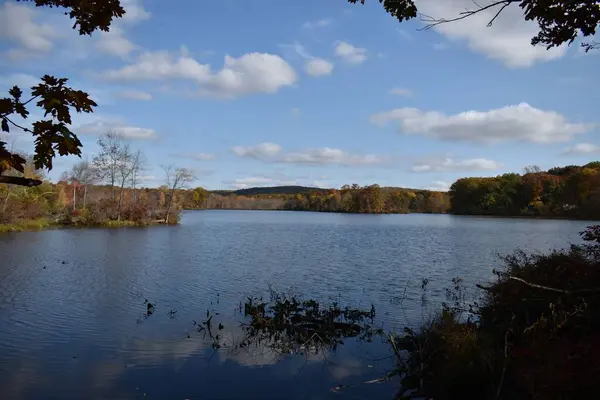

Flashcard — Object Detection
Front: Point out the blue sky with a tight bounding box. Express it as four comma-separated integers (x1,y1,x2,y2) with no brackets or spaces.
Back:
1,0,598,190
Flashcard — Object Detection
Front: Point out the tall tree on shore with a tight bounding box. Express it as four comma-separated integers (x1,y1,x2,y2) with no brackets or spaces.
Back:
163,165,195,224
93,131,127,202
69,160,97,209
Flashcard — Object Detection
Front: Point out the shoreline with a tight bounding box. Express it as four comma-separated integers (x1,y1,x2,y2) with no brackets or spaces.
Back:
184,208,597,222
0,218,173,233
3,211,597,234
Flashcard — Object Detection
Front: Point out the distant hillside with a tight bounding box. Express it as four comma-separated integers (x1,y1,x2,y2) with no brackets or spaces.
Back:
213,186,330,196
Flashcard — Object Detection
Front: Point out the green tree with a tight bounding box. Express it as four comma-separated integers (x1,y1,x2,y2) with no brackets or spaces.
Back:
192,187,208,208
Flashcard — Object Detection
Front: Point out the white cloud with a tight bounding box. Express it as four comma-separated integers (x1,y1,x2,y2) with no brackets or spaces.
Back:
232,143,389,166
115,90,153,101
76,119,158,140
334,41,367,64
103,51,297,98
302,19,332,29
283,42,334,77
0,3,58,57
389,87,413,97
96,26,136,57
173,152,216,161
411,157,503,173
224,176,297,189
427,180,451,191
305,58,334,76
413,0,567,67
120,0,152,24
223,173,329,190
370,103,592,144
562,143,600,155
232,142,282,159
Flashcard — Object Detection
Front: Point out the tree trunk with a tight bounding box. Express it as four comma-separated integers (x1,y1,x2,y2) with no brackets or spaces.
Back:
117,184,125,223
83,185,87,209
2,188,11,220
165,189,175,224
72,184,76,211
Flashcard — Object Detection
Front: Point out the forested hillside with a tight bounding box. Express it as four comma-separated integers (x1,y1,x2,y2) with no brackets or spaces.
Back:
450,162,600,219
3,160,600,231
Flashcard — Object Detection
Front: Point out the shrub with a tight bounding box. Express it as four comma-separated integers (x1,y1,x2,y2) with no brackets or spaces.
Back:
394,225,600,400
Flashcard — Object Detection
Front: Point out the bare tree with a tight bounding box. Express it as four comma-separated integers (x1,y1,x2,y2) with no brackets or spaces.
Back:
69,159,97,209
93,131,127,201
162,165,195,224
129,150,146,204
115,144,134,223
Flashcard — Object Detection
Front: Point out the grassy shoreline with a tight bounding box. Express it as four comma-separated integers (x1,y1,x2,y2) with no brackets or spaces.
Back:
3,210,596,233
0,218,170,233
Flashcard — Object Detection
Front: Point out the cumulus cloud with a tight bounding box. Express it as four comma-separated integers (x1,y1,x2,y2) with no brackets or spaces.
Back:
96,26,137,57
0,3,58,58
302,19,332,29
334,41,367,64
76,119,158,140
562,143,600,155
413,0,567,67
232,143,282,159
411,157,503,173
223,173,329,190
172,152,216,161
232,143,389,166
370,103,592,144
120,0,151,24
115,90,153,101
103,51,297,98
282,42,334,77
305,58,334,76
224,176,297,189
389,87,413,97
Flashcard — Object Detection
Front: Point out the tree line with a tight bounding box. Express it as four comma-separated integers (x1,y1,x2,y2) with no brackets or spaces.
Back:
1,131,195,230
450,162,600,219
3,154,600,231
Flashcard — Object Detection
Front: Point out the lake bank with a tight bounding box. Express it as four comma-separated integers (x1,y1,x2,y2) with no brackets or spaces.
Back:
0,217,172,233
3,208,596,234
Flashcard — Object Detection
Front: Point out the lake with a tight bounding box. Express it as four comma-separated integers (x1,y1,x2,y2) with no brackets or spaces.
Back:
0,211,594,400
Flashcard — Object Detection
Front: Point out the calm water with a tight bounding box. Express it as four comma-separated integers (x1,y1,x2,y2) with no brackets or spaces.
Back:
0,211,594,400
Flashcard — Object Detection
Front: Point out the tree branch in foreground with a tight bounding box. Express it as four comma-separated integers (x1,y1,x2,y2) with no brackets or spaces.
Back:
0,176,42,187
419,0,519,31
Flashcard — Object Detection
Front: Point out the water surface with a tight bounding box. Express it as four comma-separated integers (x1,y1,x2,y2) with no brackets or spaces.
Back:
0,211,593,399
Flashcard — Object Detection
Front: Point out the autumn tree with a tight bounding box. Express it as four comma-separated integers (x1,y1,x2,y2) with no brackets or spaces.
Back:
192,187,208,208
163,165,195,224
350,0,599,52
0,0,126,186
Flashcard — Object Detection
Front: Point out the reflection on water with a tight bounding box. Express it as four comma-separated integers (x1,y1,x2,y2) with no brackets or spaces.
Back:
0,211,593,399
